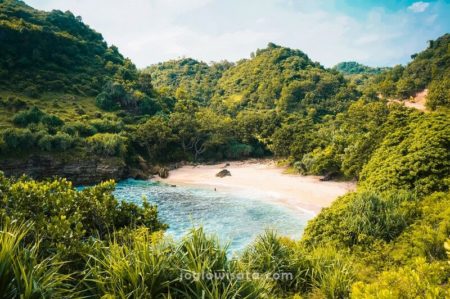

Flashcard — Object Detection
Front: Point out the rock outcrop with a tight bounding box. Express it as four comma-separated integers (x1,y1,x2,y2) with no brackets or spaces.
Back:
0,154,127,185
216,169,231,178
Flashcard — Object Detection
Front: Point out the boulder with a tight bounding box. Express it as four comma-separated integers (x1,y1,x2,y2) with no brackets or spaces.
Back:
320,172,337,181
216,169,231,178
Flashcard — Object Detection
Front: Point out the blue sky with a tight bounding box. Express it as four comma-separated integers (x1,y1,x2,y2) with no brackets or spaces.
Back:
27,0,450,68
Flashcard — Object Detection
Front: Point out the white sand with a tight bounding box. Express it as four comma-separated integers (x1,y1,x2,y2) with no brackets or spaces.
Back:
154,160,356,215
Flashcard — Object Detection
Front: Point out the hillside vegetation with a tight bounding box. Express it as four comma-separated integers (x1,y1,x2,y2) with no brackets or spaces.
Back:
333,61,389,75
0,1,450,298
370,33,450,109
0,0,132,96
144,58,232,105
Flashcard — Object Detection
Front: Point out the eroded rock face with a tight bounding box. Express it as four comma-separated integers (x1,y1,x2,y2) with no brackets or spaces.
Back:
216,169,231,178
0,154,127,185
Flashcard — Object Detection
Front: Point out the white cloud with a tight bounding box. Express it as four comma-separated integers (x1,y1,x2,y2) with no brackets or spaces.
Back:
26,0,448,68
408,2,430,13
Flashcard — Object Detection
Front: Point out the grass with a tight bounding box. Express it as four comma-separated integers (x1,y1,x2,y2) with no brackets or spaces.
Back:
0,221,74,298
0,91,118,128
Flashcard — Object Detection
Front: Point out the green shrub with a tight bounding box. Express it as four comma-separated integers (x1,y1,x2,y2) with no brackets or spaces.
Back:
427,76,450,110
302,191,419,248
301,146,340,175
86,133,127,156
41,114,64,127
0,174,166,262
89,119,124,133
12,107,64,129
12,107,45,127
389,192,450,262
138,95,162,115
241,231,301,293
36,132,75,151
225,142,253,159
37,133,53,151
95,81,129,111
351,258,450,298
1,128,35,150
360,111,450,195
62,122,97,137
51,132,75,150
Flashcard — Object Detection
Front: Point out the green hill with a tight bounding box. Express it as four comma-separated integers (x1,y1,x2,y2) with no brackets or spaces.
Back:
371,34,450,109
212,43,357,114
144,58,232,105
0,0,130,96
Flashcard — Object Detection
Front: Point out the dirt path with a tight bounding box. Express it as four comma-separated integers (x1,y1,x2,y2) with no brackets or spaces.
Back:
390,89,428,111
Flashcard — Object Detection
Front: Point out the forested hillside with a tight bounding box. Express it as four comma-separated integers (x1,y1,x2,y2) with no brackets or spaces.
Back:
0,0,449,297
212,43,358,115
370,33,450,109
144,58,232,105
333,61,389,75
0,0,135,96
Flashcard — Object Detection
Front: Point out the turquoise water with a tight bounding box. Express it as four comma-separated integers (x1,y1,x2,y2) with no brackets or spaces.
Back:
113,179,312,253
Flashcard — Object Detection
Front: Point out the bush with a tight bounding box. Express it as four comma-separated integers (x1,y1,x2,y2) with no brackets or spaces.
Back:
36,132,75,151
301,146,340,175
86,133,127,156
1,128,35,150
138,95,162,115
51,132,75,150
37,133,53,151
89,119,124,133
225,142,253,159
95,81,130,111
302,190,419,248
360,111,450,196
12,107,45,126
427,76,450,110
41,115,64,127
0,174,166,262
351,258,450,298
62,122,97,137
12,107,64,129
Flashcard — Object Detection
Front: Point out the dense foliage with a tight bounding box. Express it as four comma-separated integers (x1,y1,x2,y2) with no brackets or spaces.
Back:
145,58,232,105
0,0,133,96
212,43,358,115
333,61,389,75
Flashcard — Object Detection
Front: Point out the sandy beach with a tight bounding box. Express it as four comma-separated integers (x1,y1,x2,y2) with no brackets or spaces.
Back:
154,160,356,215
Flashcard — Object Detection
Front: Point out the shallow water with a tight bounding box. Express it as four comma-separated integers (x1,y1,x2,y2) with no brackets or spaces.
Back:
113,179,312,253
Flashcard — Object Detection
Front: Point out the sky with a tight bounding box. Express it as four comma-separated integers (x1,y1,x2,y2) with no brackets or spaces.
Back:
27,0,450,68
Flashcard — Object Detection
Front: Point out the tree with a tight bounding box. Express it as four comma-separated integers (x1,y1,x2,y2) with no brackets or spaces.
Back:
133,116,174,161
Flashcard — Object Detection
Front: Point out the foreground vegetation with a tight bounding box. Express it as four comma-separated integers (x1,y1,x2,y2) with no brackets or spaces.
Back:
1,0,450,298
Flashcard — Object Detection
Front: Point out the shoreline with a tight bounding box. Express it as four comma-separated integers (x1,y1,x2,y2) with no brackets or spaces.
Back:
154,160,356,215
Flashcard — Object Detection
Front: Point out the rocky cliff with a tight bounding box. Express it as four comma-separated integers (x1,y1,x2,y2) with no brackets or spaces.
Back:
0,154,127,185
